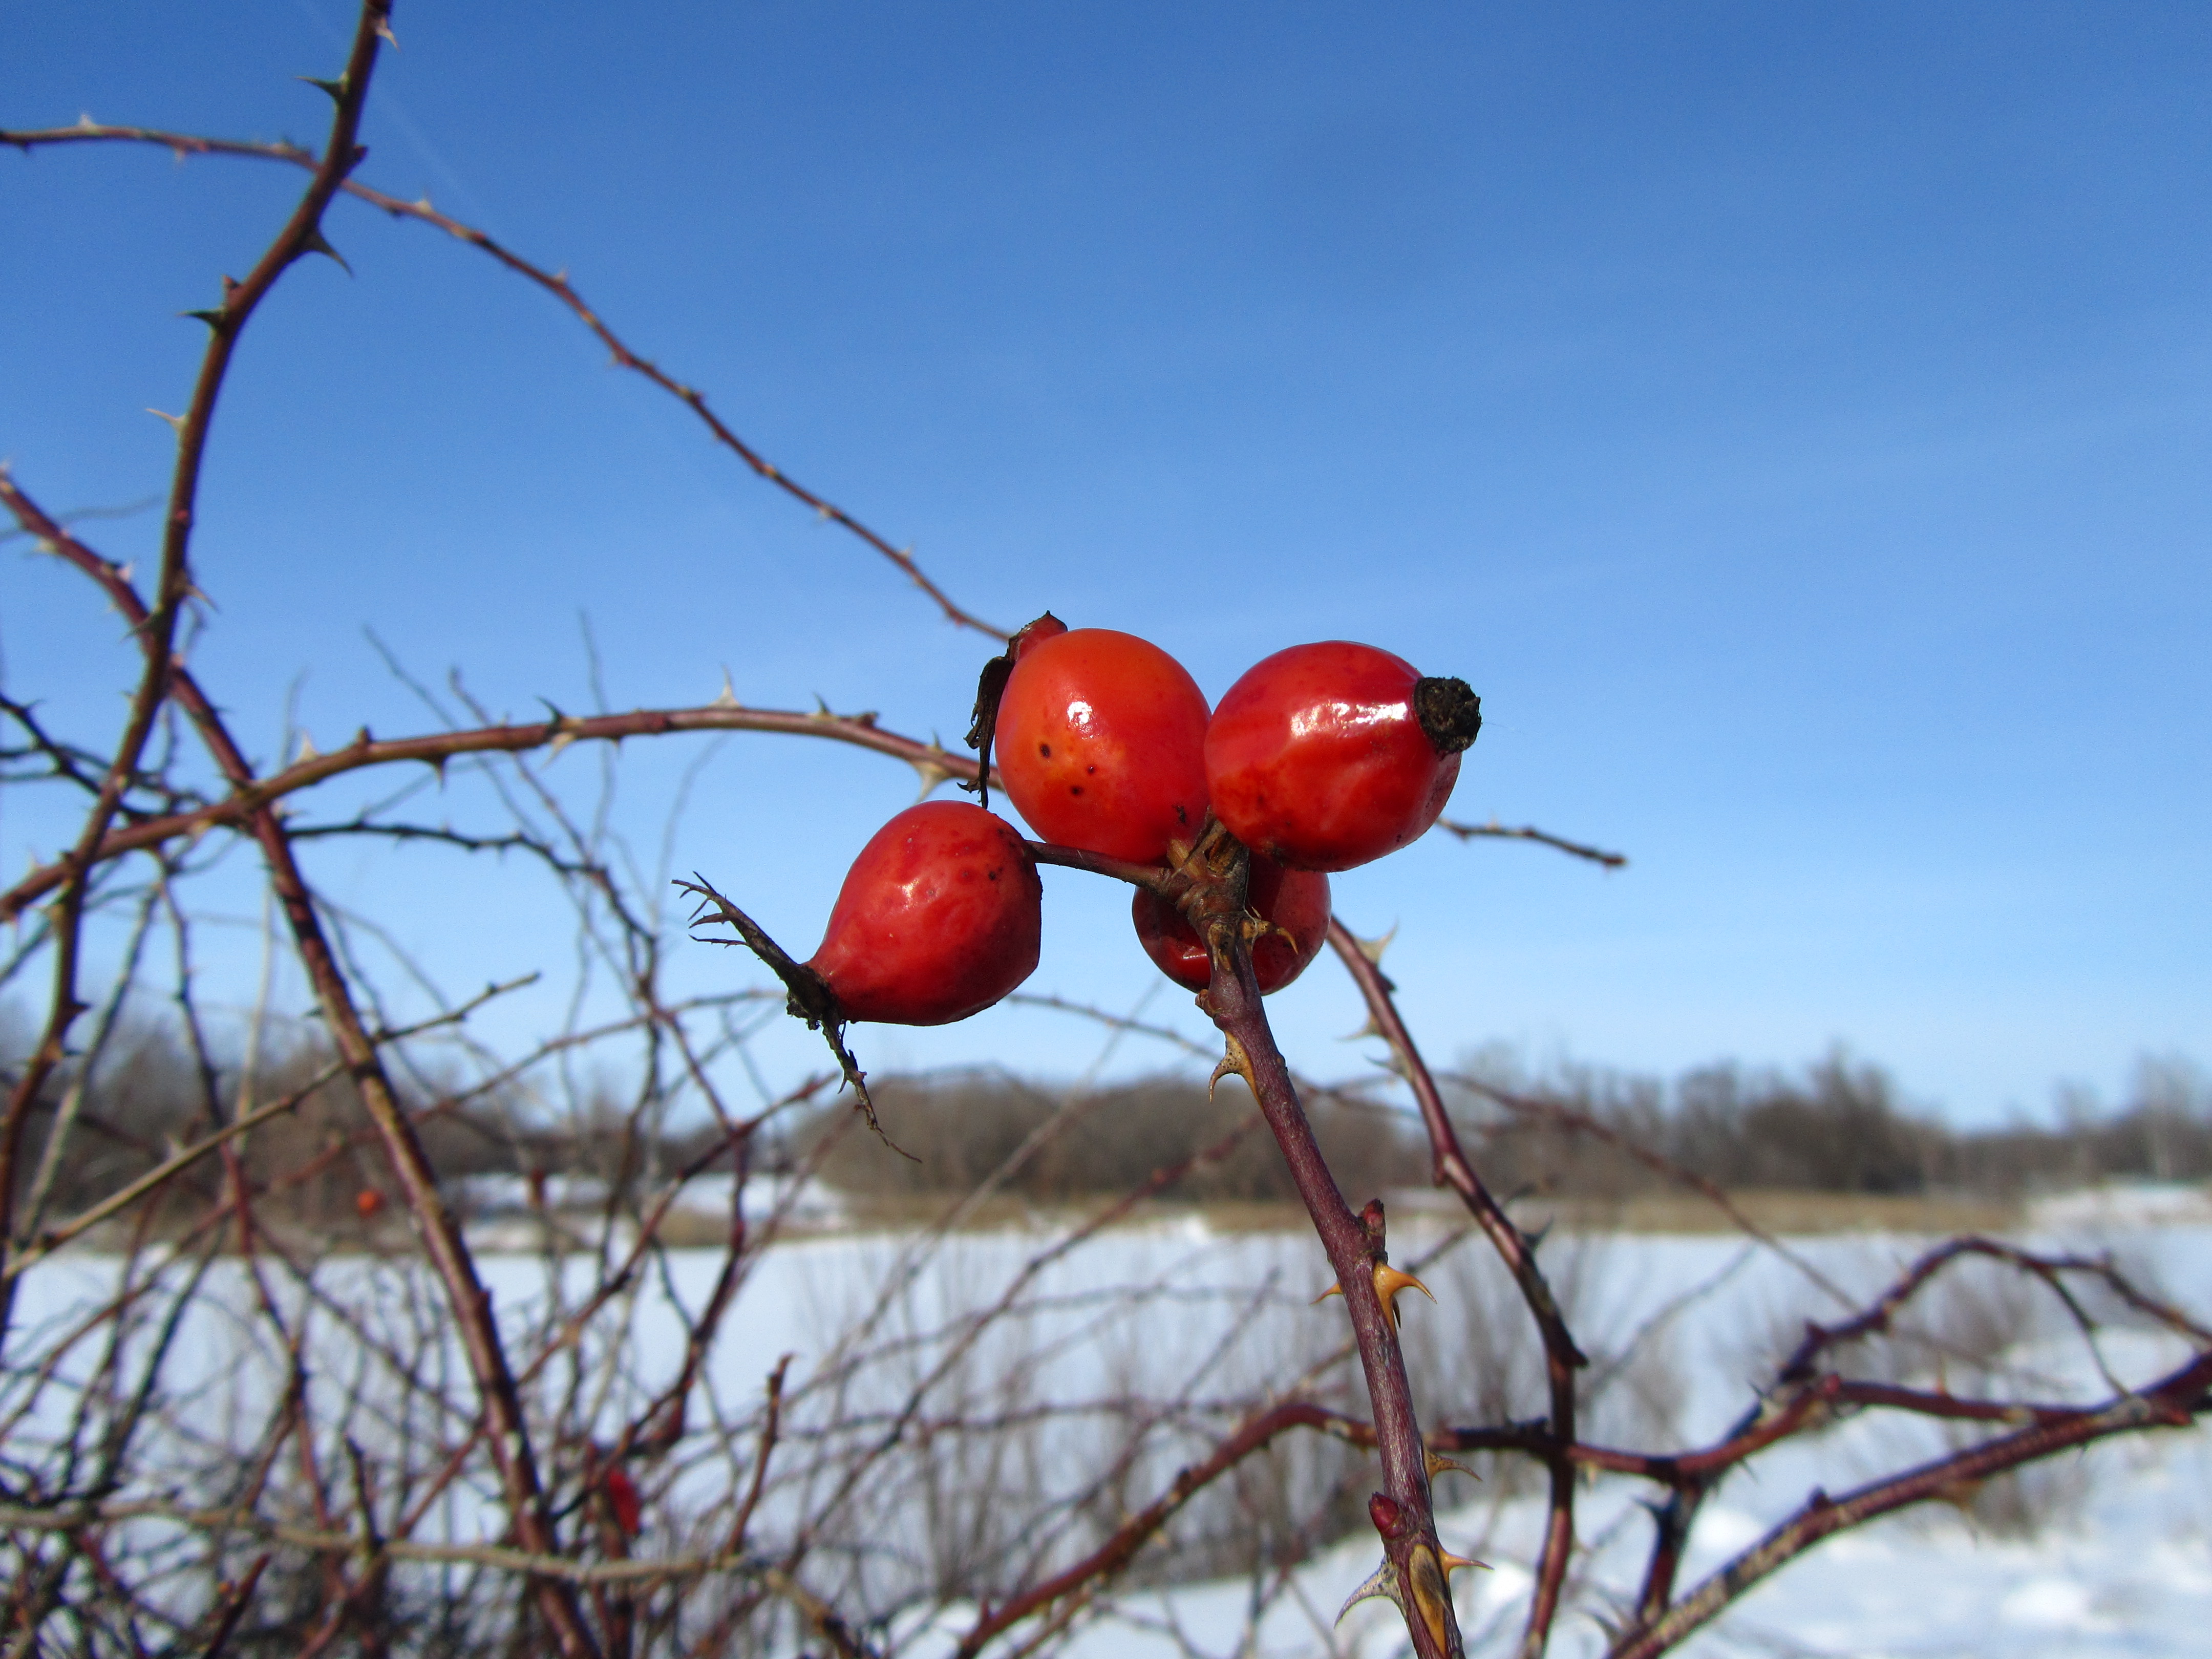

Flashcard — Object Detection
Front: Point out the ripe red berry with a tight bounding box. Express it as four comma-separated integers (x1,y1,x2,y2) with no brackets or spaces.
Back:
805,801,1042,1025
1131,855,1331,994
993,628,1210,863
603,1466,643,1538
1204,642,1479,871
353,1188,384,1220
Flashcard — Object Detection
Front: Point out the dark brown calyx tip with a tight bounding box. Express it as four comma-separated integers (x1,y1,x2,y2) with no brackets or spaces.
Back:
1413,676,1481,756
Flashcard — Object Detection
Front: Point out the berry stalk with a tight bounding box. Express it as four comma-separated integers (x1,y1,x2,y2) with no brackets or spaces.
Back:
1189,834,1464,1659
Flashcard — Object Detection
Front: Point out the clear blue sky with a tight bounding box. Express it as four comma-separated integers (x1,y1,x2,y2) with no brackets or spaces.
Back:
5,3,2207,1124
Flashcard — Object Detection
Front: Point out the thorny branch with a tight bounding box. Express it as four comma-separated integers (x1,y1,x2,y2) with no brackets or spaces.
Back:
4,23,2205,1659
0,119,1007,642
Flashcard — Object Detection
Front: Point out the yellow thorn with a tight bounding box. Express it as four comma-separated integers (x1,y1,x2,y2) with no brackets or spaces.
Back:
1426,1452,1479,1482
1438,1549,1487,1574
294,731,320,763
1406,1545,1453,1655
1333,1558,1403,1626
1354,924,1397,965
1207,1033,1253,1101
1374,1263,1435,1332
146,408,185,432
1313,1262,1436,1332
909,754,954,800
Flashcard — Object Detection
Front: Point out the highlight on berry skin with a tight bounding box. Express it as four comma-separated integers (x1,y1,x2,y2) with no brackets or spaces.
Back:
806,800,1043,1026
1204,640,1481,873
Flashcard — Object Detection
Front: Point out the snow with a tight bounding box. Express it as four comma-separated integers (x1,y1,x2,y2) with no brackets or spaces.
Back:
2027,1182,2212,1231
11,1207,2209,1655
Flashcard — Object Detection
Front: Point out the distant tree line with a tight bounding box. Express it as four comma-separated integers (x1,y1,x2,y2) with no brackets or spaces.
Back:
1448,1048,2212,1203
6,1010,2206,1229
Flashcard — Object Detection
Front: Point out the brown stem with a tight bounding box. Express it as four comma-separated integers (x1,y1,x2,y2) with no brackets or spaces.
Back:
1326,918,1583,1657
1434,818,1627,869
1608,1346,2212,1659
0,697,985,925
1208,870,1460,1659
0,0,385,1359
0,120,1005,642
952,1399,1358,1658
8,448,604,1659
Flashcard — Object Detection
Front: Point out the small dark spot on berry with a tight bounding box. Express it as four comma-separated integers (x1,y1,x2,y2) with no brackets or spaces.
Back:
1174,804,1187,825
1038,743,1051,757
1086,764,1096,774
987,868,1000,881
1070,784,1084,795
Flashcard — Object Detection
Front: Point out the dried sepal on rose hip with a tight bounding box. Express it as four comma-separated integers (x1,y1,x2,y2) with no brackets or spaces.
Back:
988,617,1211,864
1204,641,1480,871
1131,854,1330,995
806,800,1043,1025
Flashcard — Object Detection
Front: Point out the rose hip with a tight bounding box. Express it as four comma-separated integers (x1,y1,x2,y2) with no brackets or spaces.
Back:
806,801,1042,1025
993,627,1210,863
1204,641,1479,871
1131,855,1331,995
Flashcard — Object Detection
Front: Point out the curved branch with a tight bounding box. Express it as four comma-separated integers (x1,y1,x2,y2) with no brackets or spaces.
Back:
1326,919,1583,1654
1435,818,1627,869
0,119,1005,641
1203,868,1460,1659
1608,1345,2212,1659
0,694,984,925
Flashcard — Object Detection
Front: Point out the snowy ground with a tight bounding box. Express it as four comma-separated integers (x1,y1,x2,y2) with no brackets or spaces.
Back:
13,1199,2209,1656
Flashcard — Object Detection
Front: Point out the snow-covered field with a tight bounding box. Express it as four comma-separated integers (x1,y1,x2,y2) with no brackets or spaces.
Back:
12,1199,2210,1657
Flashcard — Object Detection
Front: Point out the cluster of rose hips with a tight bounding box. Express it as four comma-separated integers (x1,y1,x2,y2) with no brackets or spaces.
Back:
796,616,1480,1027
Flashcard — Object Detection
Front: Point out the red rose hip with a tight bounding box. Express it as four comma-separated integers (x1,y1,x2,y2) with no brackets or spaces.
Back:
1204,642,1479,871
993,627,1210,863
1131,855,1331,994
806,801,1042,1025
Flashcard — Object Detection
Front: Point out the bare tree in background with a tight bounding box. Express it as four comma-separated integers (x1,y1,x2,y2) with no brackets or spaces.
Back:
4,8,2207,1656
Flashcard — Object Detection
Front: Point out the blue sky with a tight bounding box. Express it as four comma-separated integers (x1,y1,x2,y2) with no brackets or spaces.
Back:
4,2,2206,1124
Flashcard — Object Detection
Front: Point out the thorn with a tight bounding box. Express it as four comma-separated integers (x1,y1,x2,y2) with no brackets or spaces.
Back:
536,699,584,760
146,409,185,432
909,751,955,801
1334,1558,1403,1626
182,308,226,331
712,670,741,709
1342,1014,1388,1043
1314,1261,1436,1332
375,14,399,48
300,226,352,275
1406,1544,1454,1655
414,193,434,213
78,112,96,129
1438,1548,1487,1574
1207,1033,1254,1101
295,731,320,763
1354,924,1397,966
1427,1452,1480,1482
1374,1263,1435,1331
299,76,349,104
